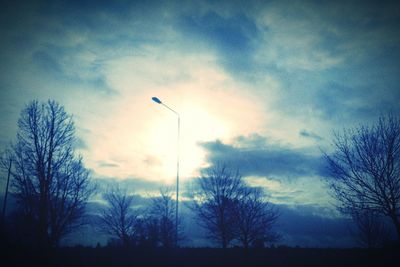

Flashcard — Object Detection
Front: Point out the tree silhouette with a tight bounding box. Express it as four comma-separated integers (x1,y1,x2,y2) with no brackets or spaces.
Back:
149,187,183,247
128,187,184,248
234,187,279,248
192,164,279,248
192,164,244,248
349,208,390,248
134,216,159,248
325,115,400,242
1,100,94,247
99,187,137,247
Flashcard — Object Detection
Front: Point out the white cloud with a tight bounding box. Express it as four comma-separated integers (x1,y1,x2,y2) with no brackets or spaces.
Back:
245,175,334,207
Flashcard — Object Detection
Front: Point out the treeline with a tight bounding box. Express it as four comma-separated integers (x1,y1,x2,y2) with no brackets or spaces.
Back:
93,164,280,249
0,100,278,249
1,100,400,249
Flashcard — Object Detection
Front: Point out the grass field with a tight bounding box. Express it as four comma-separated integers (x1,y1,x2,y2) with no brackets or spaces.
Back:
3,246,397,267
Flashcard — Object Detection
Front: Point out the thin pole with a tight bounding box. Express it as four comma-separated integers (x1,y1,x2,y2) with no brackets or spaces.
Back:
176,115,180,247
158,101,180,247
1,159,12,225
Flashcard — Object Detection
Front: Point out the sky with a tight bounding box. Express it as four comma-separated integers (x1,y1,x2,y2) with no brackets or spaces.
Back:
1,0,400,247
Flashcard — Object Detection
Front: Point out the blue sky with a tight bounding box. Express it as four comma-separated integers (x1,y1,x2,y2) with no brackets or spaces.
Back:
1,0,400,247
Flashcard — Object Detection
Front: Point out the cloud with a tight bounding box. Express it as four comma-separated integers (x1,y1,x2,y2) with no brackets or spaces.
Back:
74,137,88,150
1,0,400,198
299,130,323,142
1,188,355,248
32,45,115,95
248,0,400,128
172,199,356,248
312,81,400,126
244,175,332,206
97,161,120,168
199,134,327,179
32,50,63,75
94,176,168,195
276,203,355,248
177,11,258,75
179,12,257,51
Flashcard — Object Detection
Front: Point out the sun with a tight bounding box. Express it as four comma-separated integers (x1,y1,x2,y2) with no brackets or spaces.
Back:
84,84,266,185
146,102,230,183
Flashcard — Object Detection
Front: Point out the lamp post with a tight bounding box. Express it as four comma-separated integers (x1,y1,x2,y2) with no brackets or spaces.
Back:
151,96,180,247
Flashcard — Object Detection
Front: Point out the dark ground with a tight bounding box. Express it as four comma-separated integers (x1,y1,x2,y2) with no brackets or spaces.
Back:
2,245,398,267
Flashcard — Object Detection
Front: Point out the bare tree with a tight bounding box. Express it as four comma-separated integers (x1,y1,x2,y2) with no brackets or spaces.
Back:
1,100,94,247
192,164,244,248
349,208,390,248
134,216,159,248
99,187,137,247
148,187,183,248
324,115,400,241
0,101,94,246
234,187,279,248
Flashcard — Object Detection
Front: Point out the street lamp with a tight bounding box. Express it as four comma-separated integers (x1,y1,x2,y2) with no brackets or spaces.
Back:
151,96,180,246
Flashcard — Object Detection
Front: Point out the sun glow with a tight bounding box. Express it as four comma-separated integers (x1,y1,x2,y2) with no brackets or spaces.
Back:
84,86,266,183
81,52,268,184
146,101,230,183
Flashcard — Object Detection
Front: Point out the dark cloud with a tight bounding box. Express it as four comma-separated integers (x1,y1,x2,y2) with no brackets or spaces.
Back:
314,82,376,121
299,130,323,141
177,11,258,75
179,12,257,51
276,204,355,248
97,161,119,168
311,81,400,126
39,0,134,16
199,135,327,179
166,200,357,248
0,192,363,248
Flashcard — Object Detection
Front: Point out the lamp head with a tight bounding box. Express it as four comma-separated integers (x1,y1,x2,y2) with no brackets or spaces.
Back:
152,97,162,104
